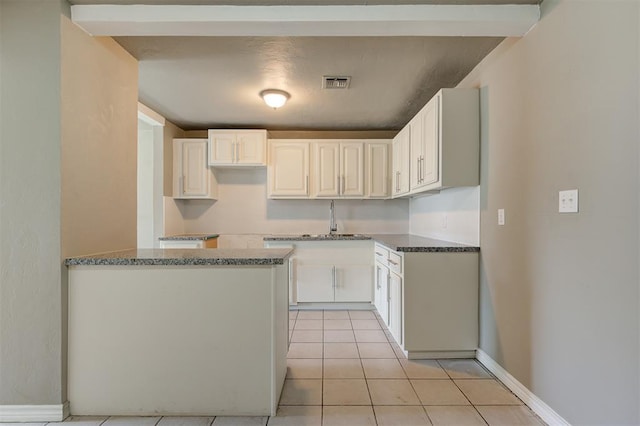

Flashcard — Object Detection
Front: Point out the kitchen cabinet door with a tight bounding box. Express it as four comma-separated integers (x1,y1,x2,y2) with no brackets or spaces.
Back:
208,129,267,166
208,132,236,165
335,264,372,302
340,142,364,197
313,142,340,197
421,93,439,186
268,141,310,198
392,127,410,197
409,112,424,191
173,138,218,199
236,131,266,165
388,272,402,345
374,262,389,324
297,264,335,302
366,142,390,198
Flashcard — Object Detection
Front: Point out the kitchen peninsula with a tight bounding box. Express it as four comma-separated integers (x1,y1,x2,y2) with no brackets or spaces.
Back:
65,248,292,416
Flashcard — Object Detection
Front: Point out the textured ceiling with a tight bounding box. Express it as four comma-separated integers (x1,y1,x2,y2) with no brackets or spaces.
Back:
75,1,538,131
116,36,502,130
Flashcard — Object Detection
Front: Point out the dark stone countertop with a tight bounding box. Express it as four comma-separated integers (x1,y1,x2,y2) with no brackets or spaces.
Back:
158,234,219,241
370,234,480,253
65,248,293,266
264,233,479,252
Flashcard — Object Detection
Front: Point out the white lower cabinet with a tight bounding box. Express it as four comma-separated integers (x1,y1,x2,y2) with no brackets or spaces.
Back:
265,240,373,305
373,242,478,359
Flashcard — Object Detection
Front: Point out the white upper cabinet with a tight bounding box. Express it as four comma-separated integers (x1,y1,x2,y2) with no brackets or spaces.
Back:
173,138,218,200
312,141,364,198
268,140,310,198
391,129,410,197
401,88,479,197
208,129,267,166
366,142,391,198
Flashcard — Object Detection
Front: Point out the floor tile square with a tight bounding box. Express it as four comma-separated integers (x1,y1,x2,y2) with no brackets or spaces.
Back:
411,379,470,405
324,342,360,358
438,359,493,379
373,406,432,426
399,359,449,379
354,330,388,343
295,320,323,330
324,330,355,343
324,311,350,320
288,343,323,359
298,311,323,320
291,330,323,343
349,310,376,320
279,379,322,405
102,417,161,426
351,320,381,330
211,417,267,425
323,320,352,330
367,379,420,405
63,416,109,425
424,406,486,425
287,358,323,379
268,406,321,426
357,343,396,358
455,379,522,405
323,379,371,405
361,359,406,378
475,405,545,426
157,418,214,426
323,358,365,379
321,406,376,426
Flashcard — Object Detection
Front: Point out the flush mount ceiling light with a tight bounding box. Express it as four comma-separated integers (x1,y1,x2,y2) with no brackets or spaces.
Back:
260,89,290,109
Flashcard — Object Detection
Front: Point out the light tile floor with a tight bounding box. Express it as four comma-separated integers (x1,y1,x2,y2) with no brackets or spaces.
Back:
35,309,546,426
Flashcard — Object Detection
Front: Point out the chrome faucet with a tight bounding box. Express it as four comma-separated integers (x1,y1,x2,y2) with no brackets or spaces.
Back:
329,200,338,234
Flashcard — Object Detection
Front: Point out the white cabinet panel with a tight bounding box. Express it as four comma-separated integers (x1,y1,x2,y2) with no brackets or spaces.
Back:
340,142,364,197
374,262,389,325
268,141,310,198
335,265,373,302
208,129,266,166
388,272,402,346
392,127,410,197
297,264,336,303
314,143,340,197
367,142,390,198
173,138,217,200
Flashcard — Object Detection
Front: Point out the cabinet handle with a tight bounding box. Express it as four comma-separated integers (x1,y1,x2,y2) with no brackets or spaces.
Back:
182,175,186,194
375,252,384,256
337,176,341,195
342,175,346,195
388,259,398,266
416,157,420,184
396,171,400,192
235,142,239,163
332,266,337,289
306,176,309,194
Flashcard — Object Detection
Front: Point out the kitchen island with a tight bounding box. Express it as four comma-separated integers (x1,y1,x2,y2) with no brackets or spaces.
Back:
65,248,292,417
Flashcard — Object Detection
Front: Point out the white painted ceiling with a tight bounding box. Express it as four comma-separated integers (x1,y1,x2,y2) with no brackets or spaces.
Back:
70,0,540,131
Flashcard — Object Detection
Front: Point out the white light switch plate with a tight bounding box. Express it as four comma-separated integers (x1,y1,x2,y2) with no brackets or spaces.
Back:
559,189,579,213
498,209,505,225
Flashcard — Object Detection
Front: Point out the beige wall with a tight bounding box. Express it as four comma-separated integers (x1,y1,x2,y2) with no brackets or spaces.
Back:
61,16,138,258
457,0,639,423
163,120,184,197
0,0,69,406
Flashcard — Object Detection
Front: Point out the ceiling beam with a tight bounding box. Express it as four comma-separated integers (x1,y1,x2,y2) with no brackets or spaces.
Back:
71,4,539,37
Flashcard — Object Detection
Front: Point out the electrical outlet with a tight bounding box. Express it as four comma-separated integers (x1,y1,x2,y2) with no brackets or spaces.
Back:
498,209,505,226
559,189,579,213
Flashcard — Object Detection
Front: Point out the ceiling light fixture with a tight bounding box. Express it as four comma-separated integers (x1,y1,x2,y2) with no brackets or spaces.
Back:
260,89,290,109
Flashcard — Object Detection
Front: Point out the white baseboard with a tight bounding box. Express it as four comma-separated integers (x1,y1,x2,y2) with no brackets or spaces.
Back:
0,401,70,422
476,349,570,426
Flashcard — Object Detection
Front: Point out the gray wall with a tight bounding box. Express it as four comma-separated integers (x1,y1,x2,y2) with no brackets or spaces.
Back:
0,0,66,405
458,0,639,423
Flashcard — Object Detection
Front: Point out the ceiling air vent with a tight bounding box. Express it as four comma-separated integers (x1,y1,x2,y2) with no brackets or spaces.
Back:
323,76,351,89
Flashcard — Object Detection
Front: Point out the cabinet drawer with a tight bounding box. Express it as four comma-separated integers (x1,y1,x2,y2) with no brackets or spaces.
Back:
374,244,389,265
388,251,403,275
